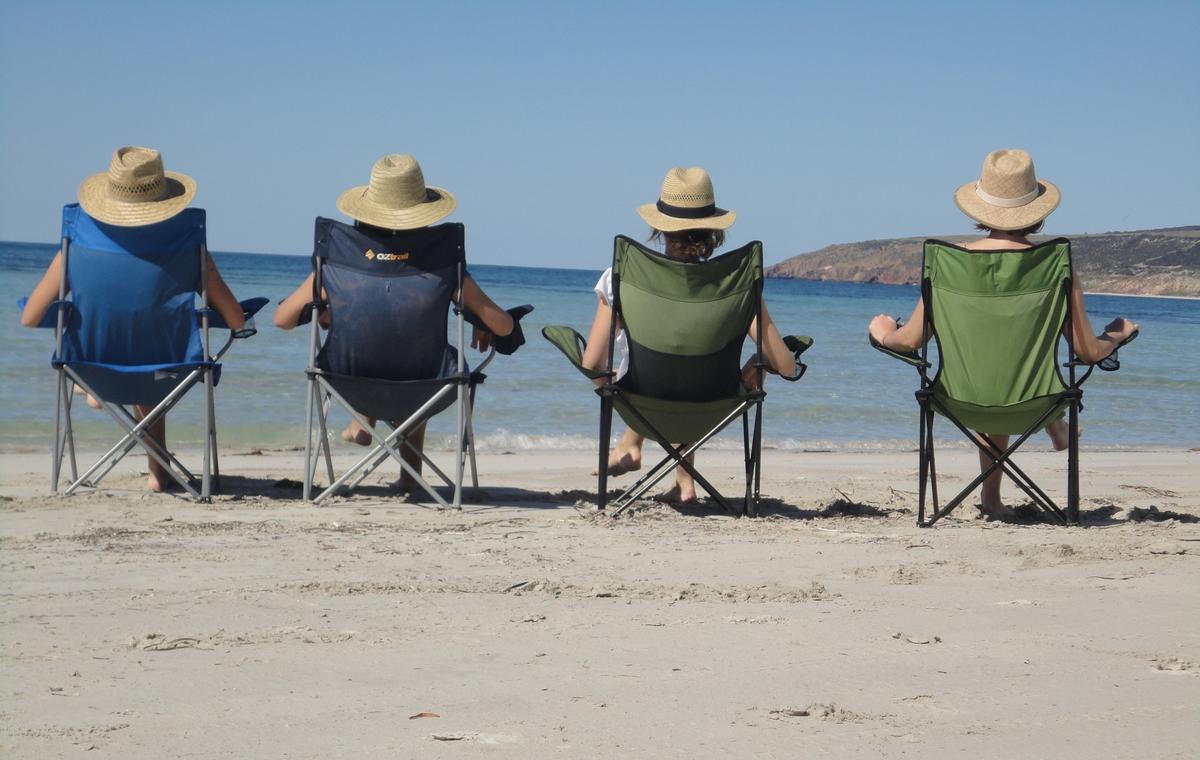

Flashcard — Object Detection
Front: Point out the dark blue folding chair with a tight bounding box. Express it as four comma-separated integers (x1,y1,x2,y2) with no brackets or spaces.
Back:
300,218,500,508
21,204,267,500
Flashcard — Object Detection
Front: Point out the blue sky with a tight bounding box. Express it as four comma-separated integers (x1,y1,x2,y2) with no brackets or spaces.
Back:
1,1,1196,267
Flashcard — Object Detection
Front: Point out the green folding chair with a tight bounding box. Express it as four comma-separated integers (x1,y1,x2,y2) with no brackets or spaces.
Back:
872,238,1138,526
544,235,811,516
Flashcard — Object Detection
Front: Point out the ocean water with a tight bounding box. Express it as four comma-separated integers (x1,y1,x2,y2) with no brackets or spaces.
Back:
2,241,1197,453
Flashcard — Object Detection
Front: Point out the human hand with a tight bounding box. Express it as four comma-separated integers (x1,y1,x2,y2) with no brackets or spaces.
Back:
1103,317,1138,342
471,325,494,353
741,361,762,391
868,314,899,344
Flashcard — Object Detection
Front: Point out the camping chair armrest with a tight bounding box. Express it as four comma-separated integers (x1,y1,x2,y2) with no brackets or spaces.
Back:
759,335,813,381
16,297,75,329
1067,328,1139,372
463,304,535,355
868,319,928,369
198,297,270,338
294,300,327,327
541,324,612,381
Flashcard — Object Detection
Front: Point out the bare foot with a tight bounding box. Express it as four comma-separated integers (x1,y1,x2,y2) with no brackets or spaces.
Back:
73,386,102,409
978,500,1015,521
591,449,642,478
1045,419,1081,452
659,482,698,505
341,422,372,446
146,467,180,493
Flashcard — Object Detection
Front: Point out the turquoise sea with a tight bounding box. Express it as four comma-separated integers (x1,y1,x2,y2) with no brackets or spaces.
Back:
2,241,1197,453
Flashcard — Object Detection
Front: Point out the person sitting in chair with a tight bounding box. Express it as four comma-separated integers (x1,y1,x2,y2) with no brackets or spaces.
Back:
274,154,518,494
867,148,1139,519
20,146,246,492
581,167,798,503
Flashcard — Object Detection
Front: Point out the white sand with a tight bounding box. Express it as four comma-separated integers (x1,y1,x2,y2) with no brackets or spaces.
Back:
1,447,1198,758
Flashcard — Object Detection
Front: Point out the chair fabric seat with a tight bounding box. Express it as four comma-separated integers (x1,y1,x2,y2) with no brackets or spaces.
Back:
55,359,220,406
613,388,750,443
314,344,478,424
933,392,1066,435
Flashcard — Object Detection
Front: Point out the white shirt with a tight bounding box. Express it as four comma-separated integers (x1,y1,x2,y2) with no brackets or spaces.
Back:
593,267,629,381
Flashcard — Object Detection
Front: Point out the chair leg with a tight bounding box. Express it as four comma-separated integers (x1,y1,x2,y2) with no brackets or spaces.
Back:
742,411,752,515
453,383,465,510
917,396,929,526
201,369,214,501
749,401,764,517
927,408,939,517
208,369,221,494
64,379,78,484
597,394,613,511
1068,402,1080,524
303,379,318,501
318,391,335,485
52,368,66,492
466,385,480,490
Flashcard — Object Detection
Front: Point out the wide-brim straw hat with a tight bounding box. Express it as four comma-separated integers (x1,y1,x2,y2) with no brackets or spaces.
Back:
954,148,1060,230
336,154,457,230
78,146,196,227
637,167,736,232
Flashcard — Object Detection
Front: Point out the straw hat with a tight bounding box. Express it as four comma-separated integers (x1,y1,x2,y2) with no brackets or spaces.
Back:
77,147,196,227
954,148,1060,230
336,154,457,230
637,167,736,232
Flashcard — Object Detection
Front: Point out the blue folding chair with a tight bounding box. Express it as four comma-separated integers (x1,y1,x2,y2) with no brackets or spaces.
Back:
299,218,530,508
21,204,267,500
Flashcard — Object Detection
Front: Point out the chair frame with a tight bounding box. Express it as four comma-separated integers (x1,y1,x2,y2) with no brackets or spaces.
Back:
880,240,1122,527
301,255,494,509
597,241,771,518
48,237,247,502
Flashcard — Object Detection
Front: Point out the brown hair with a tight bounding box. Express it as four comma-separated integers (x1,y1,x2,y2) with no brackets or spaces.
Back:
648,228,725,262
975,221,1044,237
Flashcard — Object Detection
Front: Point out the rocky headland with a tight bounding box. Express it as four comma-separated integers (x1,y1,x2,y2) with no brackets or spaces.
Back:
767,226,1200,297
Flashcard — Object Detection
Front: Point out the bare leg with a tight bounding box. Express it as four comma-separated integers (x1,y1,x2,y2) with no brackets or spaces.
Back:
591,427,643,477
341,418,374,446
1045,418,1079,452
73,386,102,409
977,432,1011,518
134,405,169,492
396,422,427,493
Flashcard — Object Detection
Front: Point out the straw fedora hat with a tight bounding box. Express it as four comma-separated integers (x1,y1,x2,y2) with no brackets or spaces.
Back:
77,146,196,227
954,148,1060,230
336,154,457,230
637,167,736,232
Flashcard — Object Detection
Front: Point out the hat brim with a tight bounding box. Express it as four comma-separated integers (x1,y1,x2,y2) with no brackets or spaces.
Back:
336,185,457,230
954,179,1060,231
77,170,196,227
636,203,736,232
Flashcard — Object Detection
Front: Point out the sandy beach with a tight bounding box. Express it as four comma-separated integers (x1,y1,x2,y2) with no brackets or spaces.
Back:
1,447,1197,758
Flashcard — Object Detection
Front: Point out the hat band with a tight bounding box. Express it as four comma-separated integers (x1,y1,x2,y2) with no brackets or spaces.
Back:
975,182,1039,208
656,200,717,219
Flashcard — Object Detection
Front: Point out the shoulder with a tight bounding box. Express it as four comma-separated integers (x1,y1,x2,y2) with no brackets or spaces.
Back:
594,267,614,303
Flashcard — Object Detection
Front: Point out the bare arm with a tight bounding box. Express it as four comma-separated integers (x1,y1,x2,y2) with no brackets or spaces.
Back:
581,297,615,387
19,251,65,327
273,273,321,330
460,275,514,351
868,297,926,352
460,276,513,335
1068,280,1138,363
205,258,245,330
747,301,796,378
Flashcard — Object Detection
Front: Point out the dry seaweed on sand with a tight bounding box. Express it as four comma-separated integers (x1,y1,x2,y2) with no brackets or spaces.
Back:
1127,506,1199,523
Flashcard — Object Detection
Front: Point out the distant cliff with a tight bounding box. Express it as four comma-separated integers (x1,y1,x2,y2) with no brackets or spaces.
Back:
766,226,1200,297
